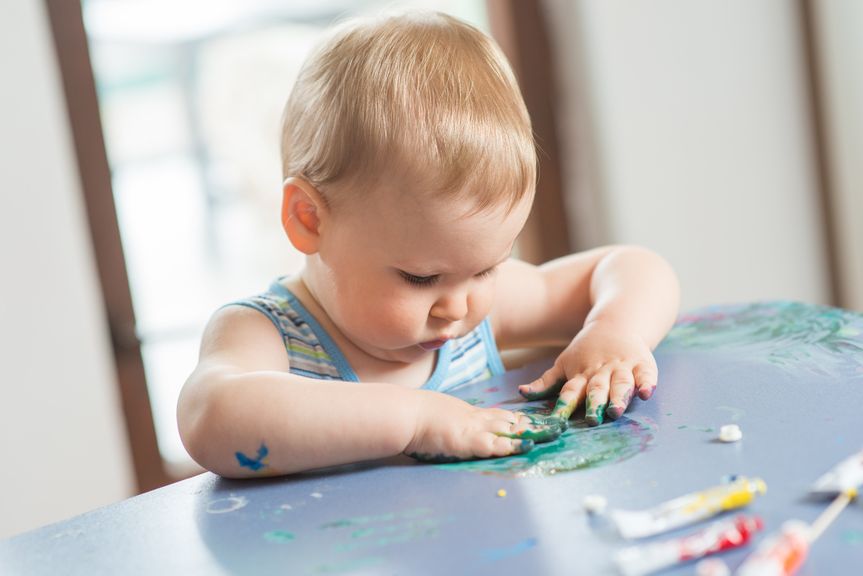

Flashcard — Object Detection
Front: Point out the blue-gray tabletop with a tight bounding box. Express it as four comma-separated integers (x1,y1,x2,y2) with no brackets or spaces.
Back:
3,302,863,575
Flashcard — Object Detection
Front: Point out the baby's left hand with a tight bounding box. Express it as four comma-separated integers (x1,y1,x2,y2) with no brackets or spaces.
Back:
517,321,658,426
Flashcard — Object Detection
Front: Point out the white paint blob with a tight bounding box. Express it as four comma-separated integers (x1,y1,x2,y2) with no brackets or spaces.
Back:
718,424,743,443
206,494,249,514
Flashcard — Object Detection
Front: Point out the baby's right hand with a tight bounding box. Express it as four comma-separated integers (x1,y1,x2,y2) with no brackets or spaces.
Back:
403,390,565,463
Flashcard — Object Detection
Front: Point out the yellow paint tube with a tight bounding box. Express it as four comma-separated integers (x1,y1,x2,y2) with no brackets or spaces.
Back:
610,477,767,539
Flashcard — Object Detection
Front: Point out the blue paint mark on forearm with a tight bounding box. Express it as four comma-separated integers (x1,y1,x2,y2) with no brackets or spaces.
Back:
236,442,269,471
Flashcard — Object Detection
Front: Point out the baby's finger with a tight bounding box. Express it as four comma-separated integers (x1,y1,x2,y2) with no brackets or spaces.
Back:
491,437,535,458
522,411,569,432
550,375,588,420
519,365,565,400
606,369,635,420
495,414,564,444
498,424,563,444
585,369,612,426
634,362,659,400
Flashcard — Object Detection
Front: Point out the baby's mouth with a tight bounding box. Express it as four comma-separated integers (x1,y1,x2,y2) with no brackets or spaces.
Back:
418,339,448,351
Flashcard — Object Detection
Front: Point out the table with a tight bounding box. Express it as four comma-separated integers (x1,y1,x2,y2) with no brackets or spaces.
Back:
2,301,862,575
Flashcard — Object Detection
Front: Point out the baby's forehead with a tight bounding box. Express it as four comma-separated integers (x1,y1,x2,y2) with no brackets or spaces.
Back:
363,173,526,220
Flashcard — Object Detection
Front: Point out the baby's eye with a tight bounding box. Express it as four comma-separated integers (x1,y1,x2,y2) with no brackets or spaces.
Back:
399,270,440,287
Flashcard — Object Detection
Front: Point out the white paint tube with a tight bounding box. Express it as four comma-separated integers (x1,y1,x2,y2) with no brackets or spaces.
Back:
809,448,863,498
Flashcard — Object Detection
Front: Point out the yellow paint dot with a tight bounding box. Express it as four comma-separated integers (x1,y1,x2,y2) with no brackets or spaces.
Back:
497,489,507,498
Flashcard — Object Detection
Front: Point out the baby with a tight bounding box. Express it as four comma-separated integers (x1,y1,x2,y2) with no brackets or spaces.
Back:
177,11,680,477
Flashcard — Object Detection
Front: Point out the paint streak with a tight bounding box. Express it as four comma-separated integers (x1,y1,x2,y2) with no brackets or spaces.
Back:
334,517,444,552
313,556,384,574
263,530,295,543
318,507,450,556
842,530,863,546
464,397,484,406
481,537,538,562
661,302,863,376
319,508,432,530
206,494,249,514
678,424,714,433
485,386,500,393
235,442,269,471
438,414,655,477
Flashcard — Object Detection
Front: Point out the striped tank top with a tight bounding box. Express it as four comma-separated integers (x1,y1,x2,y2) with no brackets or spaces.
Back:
228,279,505,393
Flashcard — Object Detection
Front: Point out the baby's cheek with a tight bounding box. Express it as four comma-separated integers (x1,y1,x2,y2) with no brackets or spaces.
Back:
469,285,495,321
366,297,426,342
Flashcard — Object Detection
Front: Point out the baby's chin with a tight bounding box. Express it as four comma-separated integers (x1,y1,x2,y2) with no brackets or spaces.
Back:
353,338,436,365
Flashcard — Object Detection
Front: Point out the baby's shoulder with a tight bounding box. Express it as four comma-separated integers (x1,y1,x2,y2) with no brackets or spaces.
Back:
195,302,291,373
204,302,286,347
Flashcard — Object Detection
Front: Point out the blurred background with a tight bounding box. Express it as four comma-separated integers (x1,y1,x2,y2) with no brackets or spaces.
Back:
1,0,860,539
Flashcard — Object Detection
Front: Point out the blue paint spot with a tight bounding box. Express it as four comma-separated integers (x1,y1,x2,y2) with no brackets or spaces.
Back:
481,538,538,562
236,442,269,471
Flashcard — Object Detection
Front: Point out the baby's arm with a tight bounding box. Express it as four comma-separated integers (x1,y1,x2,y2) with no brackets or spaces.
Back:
178,306,558,477
493,245,680,424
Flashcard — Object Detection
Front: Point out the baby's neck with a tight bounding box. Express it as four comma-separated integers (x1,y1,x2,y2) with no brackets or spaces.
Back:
284,273,436,388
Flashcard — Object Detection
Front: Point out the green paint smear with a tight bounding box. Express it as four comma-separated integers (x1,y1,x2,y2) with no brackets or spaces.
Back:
678,424,714,432
437,414,655,477
319,508,432,530
842,530,863,546
660,302,863,376
263,530,295,542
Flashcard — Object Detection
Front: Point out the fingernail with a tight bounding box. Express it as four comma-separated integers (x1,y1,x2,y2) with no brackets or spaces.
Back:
586,402,605,426
640,386,655,400
518,384,533,397
605,405,623,420
516,439,535,453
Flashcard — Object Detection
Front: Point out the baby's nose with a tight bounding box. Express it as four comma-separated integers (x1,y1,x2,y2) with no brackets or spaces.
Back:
430,292,469,322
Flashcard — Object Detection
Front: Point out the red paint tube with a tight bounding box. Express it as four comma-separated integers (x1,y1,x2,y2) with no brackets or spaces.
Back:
614,515,763,576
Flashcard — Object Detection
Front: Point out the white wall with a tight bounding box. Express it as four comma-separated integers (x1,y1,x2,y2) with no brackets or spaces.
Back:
548,0,832,310
0,0,134,539
813,0,863,312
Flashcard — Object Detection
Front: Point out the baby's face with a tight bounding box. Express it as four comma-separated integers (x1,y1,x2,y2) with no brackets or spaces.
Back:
310,184,532,364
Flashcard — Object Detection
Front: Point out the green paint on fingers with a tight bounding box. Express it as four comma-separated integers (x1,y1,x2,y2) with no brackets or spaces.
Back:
525,413,568,431
514,439,535,453
551,398,575,420
508,426,561,443
585,399,605,426
520,378,566,400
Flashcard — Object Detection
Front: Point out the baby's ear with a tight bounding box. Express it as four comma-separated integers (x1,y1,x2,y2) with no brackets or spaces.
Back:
281,177,325,254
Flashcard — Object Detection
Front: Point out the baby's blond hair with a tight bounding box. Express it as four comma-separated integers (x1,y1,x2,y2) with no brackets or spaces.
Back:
281,11,536,213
